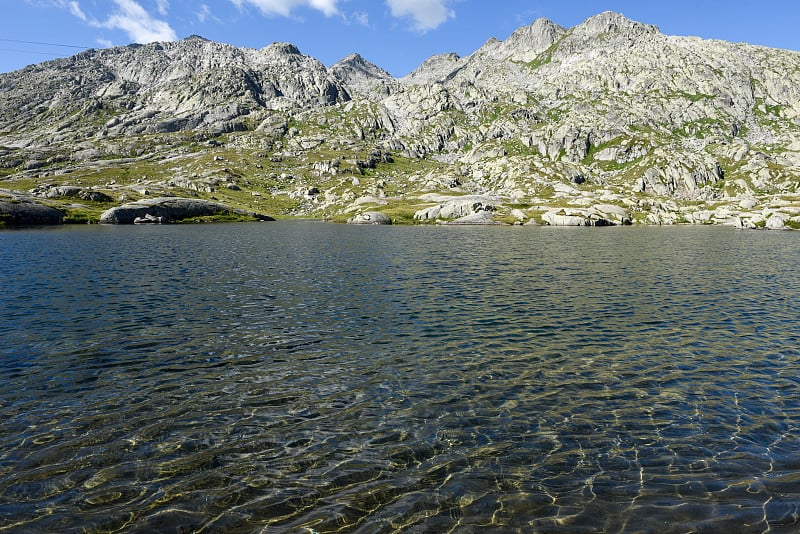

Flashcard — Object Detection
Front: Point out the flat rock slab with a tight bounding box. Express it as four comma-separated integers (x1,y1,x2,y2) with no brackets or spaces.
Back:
347,211,392,225
0,195,64,225
442,211,503,225
99,197,274,224
542,213,588,226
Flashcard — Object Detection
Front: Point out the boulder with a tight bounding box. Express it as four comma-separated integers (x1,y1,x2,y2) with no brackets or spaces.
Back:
591,204,632,225
134,214,166,224
442,211,501,225
99,197,273,224
414,195,497,221
38,185,114,203
732,216,757,229
766,214,786,230
739,198,758,210
0,197,64,225
79,190,115,203
44,186,83,198
542,212,587,226
347,211,391,225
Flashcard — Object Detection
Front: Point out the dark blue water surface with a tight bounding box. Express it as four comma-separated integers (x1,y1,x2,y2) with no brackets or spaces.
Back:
1,222,799,532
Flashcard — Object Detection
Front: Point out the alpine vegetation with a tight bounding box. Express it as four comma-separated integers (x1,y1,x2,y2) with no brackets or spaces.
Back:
2,12,800,227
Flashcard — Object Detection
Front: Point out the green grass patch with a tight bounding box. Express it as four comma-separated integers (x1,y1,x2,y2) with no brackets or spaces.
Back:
210,188,299,217
524,33,569,70
62,207,103,224
375,198,439,224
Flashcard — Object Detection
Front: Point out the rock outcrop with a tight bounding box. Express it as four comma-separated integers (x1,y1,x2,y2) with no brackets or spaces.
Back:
347,211,392,225
0,191,64,225
330,54,396,100
414,195,498,221
31,185,114,203
99,198,273,224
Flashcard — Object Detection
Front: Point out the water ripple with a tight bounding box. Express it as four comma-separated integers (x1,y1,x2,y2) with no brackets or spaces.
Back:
2,224,800,532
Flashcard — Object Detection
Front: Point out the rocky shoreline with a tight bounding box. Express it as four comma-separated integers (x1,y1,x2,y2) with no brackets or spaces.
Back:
3,186,797,230
0,190,273,226
99,197,274,224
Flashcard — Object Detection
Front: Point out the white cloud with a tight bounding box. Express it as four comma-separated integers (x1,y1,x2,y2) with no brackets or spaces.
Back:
66,1,87,21
352,10,369,26
386,0,454,32
93,0,177,43
230,0,339,18
42,0,87,21
196,4,212,23
96,38,115,48
156,0,169,16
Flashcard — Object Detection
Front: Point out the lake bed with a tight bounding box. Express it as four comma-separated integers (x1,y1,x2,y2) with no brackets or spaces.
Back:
1,222,799,532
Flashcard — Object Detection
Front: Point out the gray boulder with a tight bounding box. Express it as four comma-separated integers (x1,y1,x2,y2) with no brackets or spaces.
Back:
414,195,497,221
78,190,115,203
43,185,83,198
443,211,501,225
766,214,786,230
732,216,757,229
41,185,114,203
0,196,64,225
99,197,273,224
134,214,166,224
347,211,391,225
543,212,588,226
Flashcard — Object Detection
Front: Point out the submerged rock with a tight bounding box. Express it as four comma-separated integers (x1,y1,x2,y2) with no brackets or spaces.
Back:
99,197,273,224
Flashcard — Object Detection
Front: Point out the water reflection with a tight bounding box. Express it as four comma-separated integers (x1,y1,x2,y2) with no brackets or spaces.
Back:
1,223,799,532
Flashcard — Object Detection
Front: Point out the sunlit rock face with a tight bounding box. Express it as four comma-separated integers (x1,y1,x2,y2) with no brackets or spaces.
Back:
3,12,800,227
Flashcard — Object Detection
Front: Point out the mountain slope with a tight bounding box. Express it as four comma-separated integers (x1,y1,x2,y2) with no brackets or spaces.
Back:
2,12,800,227
0,36,348,144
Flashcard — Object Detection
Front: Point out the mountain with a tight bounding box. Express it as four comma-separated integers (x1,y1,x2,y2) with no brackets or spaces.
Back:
0,36,347,139
329,53,396,100
2,11,800,227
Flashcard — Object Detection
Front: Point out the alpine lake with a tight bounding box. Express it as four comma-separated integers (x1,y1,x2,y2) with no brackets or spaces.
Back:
1,221,799,533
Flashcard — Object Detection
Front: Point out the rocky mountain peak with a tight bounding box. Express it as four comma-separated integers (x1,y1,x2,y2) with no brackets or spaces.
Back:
338,52,366,64
486,17,566,62
332,53,391,77
508,17,565,49
330,53,395,99
261,42,302,57
402,52,463,85
574,11,659,38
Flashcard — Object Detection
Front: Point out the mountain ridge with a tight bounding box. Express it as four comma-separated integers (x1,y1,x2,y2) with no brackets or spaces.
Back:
2,11,800,228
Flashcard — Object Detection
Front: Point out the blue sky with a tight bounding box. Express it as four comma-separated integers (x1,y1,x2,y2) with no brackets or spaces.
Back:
3,1,800,76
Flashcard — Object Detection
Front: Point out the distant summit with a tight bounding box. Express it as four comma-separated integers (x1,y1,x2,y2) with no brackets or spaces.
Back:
577,11,660,36
330,53,395,98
